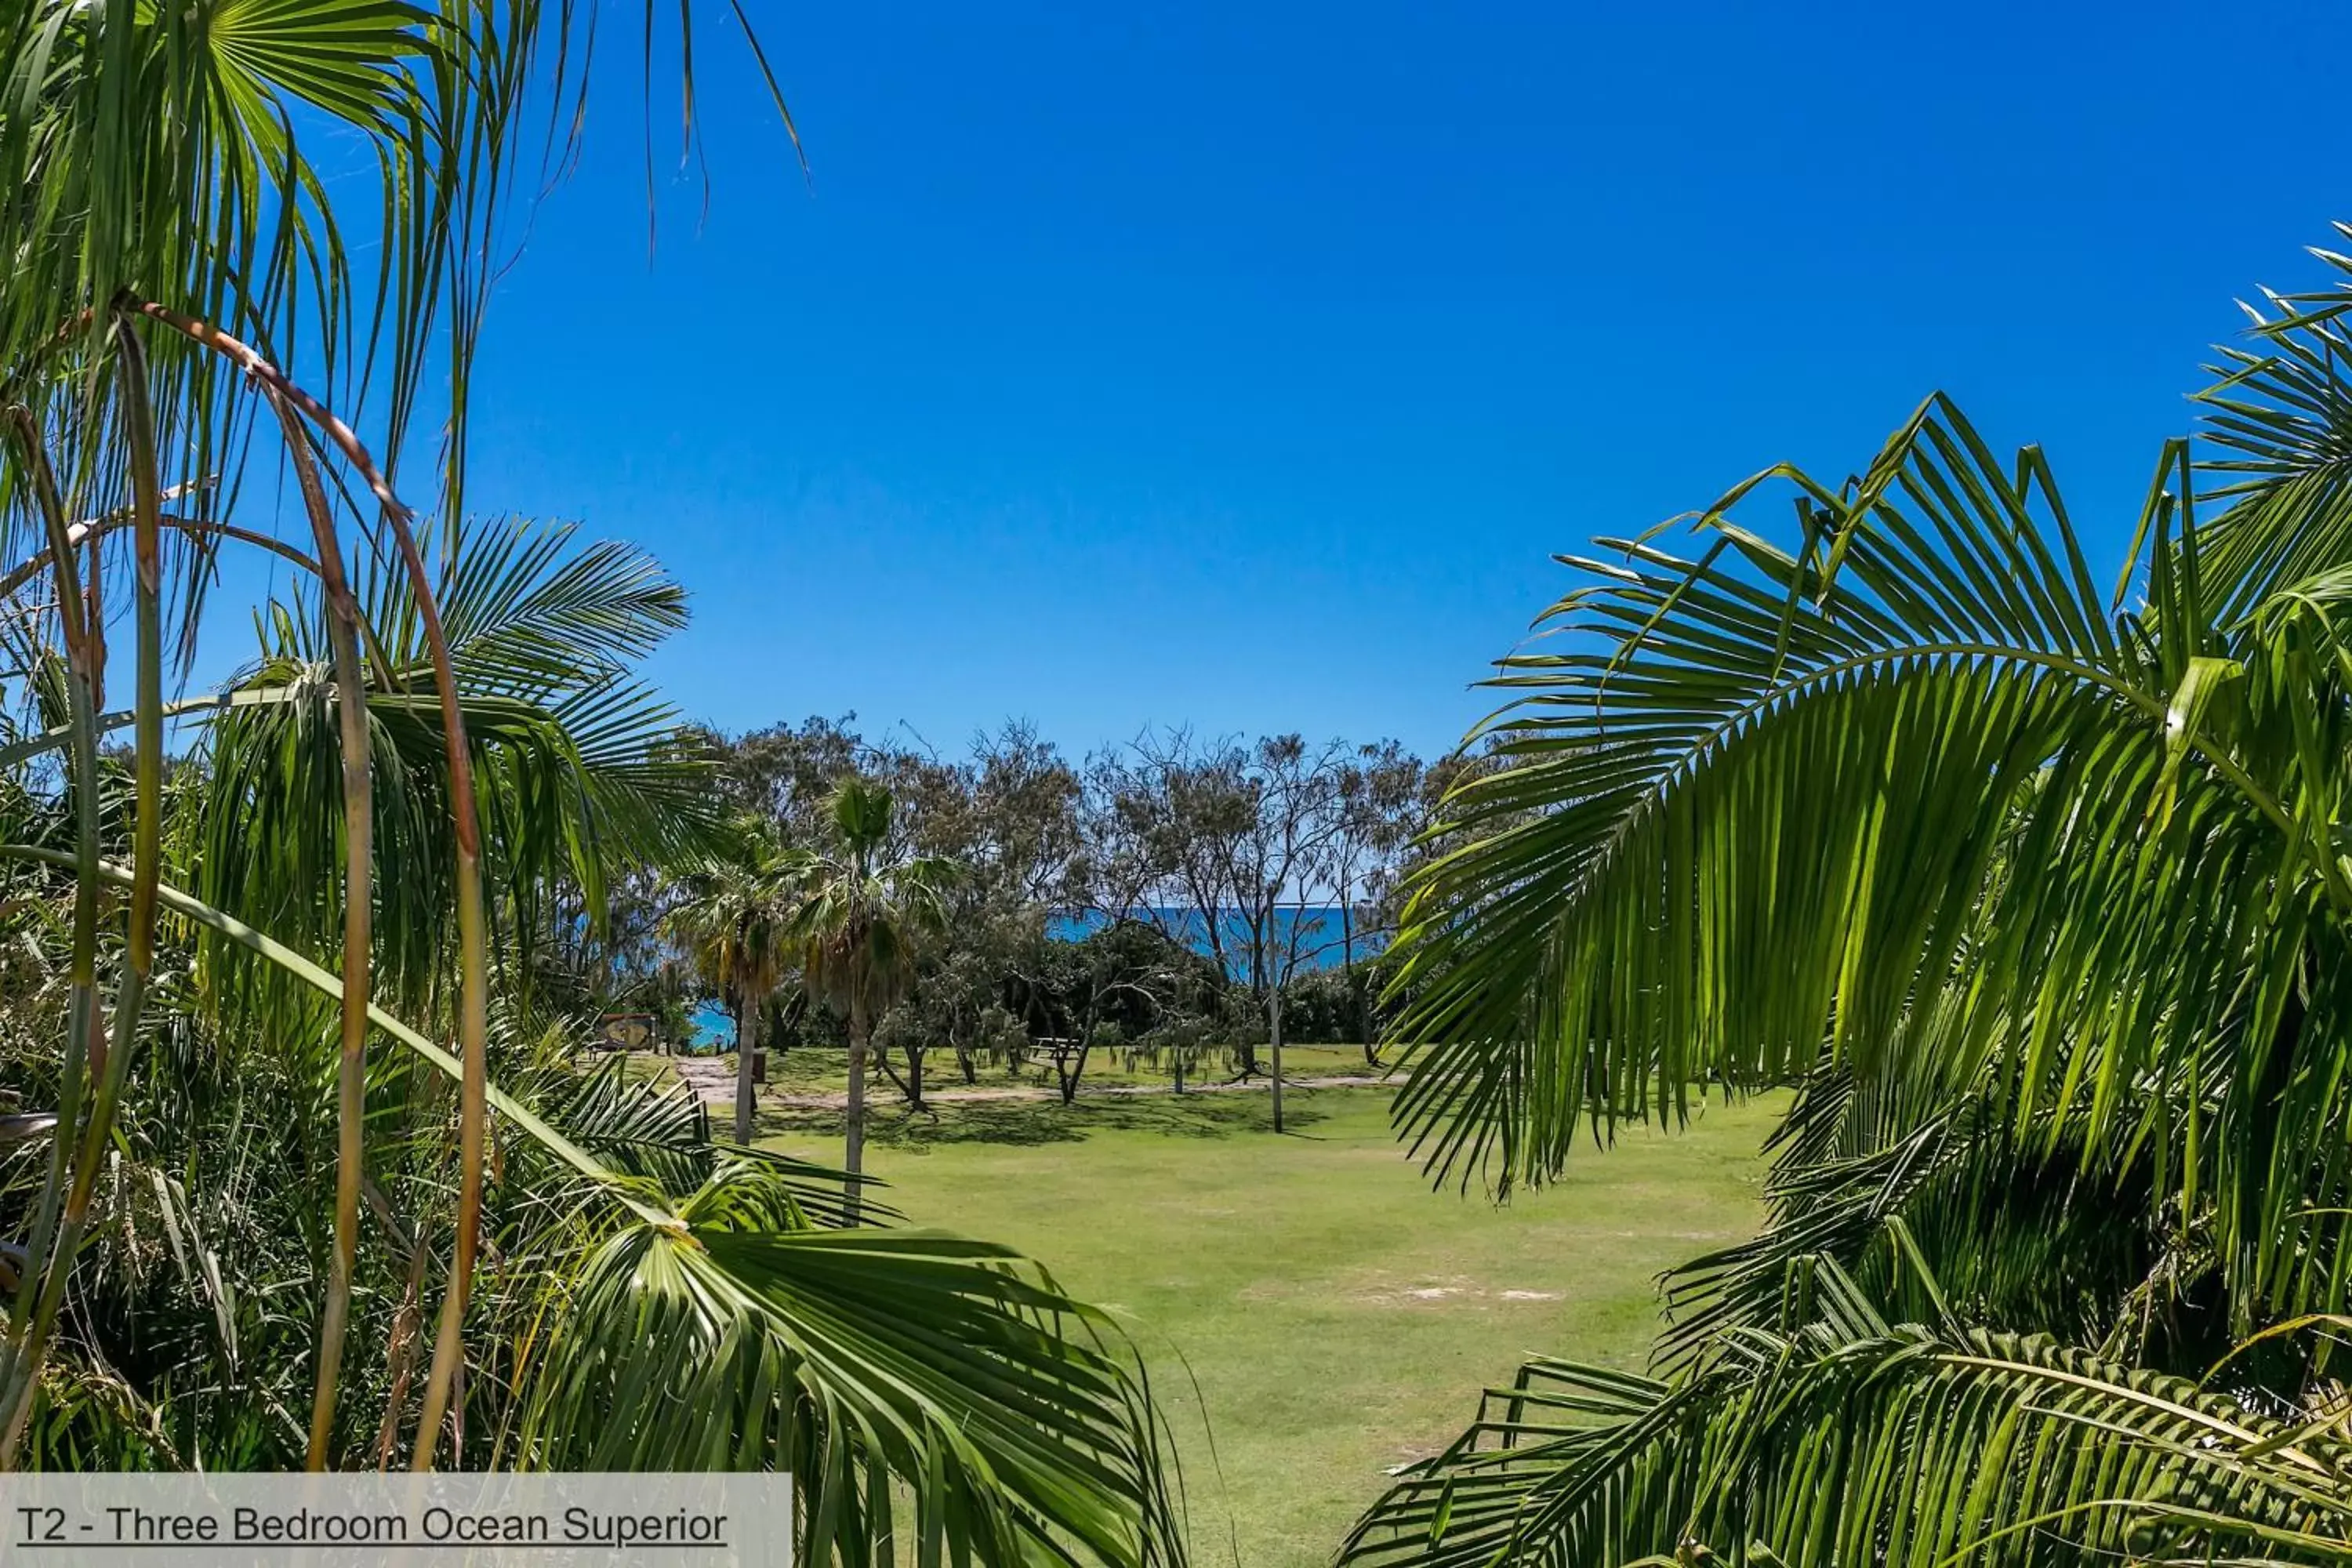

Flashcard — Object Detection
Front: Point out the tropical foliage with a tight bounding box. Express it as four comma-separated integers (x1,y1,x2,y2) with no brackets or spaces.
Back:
781,778,955,1211
666,821,797,1142
0,1,1184,1563
1352,234,2352,1564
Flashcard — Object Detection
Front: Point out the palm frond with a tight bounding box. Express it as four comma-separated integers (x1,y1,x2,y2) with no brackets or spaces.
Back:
1347,1277,2352,1568
518,1163,1184,1568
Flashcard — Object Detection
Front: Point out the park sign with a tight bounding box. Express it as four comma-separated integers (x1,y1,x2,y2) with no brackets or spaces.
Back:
596,1012,655,1051
2,1475,789,1568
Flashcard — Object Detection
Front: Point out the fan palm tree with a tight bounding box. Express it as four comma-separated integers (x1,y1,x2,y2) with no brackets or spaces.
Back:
1348,230,2352,1564
784,778,956,1217
666,824,797,1144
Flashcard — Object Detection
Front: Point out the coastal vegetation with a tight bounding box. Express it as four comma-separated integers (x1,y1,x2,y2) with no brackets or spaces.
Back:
586,720,1455,1109
8,0,2352,1564
0,3,1181,1564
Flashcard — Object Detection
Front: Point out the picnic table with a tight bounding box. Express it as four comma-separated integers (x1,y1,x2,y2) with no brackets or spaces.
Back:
1029,1036,1083,1074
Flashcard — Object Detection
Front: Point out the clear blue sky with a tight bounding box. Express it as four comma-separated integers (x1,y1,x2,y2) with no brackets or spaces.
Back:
395,0,2347,759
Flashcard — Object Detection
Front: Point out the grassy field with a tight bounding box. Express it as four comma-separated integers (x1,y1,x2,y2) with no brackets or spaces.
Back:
747,1080,1778,1568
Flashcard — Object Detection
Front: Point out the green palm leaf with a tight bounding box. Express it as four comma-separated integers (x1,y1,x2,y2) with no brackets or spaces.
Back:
1347,1273,2352,1568
520,1166,1182,1568
1379,236,2352,1566
191,516,720,1005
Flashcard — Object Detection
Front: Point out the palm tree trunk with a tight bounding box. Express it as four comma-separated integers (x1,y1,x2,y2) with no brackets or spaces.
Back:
272,387,375,1472
0,415,98,1462
845,993,869,1222
131,304,489,1475
0,347,166,1466
735,995,758,1145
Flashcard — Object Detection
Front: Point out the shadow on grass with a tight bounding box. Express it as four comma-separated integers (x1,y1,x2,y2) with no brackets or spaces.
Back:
757,1087,1334,1151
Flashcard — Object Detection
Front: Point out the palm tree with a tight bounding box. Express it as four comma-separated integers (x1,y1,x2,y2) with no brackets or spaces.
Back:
1348,232,2352,1565
0,510,1182,1559
666,824,796,1144
0,0,784,1479
0,4,1186,1557
784,778,956,1216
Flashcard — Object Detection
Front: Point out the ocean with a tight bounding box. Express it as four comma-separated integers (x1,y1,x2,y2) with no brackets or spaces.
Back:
686,906,1377,1050
1046,906,1377,975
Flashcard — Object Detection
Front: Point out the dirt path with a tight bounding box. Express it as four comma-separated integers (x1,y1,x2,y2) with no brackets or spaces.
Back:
659,1053,1390,1111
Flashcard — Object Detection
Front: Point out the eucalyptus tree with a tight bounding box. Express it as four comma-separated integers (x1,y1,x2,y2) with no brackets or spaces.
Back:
705,716,866,843
664,822,797,1144
1350,235,2352,1565
967,721,1086,906
1221,735,1352,1131
879,724,1082,1103
783,779,955,1216
1099,732,1256,984
1329,740,1424,1055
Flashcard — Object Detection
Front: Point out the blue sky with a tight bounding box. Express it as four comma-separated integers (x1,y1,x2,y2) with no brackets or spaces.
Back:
294,0,2350,760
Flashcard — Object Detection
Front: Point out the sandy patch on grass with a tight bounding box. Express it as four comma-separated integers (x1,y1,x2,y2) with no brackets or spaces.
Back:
1333,1276,1572,1308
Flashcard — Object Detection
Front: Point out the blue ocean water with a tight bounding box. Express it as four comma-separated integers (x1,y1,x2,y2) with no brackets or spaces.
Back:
686,906,1377,1050
691,1002,734,1050
1047,906,1376,975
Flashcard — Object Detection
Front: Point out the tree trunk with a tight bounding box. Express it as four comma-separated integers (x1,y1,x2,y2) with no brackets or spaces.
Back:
1269,986,1285,1133
1059,997,1098,1105
844,993,869,1222
1193,882,1228,978
734,995,758,1145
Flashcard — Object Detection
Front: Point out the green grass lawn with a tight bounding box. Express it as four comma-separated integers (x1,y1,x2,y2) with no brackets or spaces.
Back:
752,1083,1778,1568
